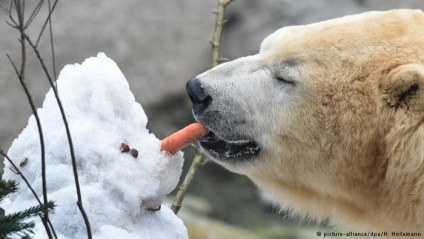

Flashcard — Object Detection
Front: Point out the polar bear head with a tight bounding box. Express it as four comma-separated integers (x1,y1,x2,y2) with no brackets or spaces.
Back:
187,9,424,231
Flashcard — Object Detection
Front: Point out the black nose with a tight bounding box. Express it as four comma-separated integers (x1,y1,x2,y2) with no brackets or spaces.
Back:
186,78,212,114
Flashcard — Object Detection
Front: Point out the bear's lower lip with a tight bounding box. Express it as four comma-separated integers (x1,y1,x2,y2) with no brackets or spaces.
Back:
199,130,261,160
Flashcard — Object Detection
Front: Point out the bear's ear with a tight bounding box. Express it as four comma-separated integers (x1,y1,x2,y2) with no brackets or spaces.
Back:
380,64,424,112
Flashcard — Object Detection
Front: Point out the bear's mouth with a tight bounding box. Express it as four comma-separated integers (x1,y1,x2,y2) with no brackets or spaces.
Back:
199,129,261,161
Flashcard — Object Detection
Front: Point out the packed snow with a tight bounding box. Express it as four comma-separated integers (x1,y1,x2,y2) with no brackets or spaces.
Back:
2,53,189,239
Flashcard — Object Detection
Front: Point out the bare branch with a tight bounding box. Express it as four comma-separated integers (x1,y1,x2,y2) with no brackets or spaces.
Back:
0,149,57,239
172,0,233,215
211,0,233,67
3,1,60,237
36,0,58,47
47,0,57,84
1,150,42,205
26,36,92,239
6,54,19,76
171,154,206,214
0,2,13,18
10,33,54,239
24,0,44,30
22,0,25,23
9,166,19,174
5,20,18,28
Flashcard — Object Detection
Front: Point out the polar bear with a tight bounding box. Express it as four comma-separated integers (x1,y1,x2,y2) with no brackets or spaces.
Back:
186,9,424,233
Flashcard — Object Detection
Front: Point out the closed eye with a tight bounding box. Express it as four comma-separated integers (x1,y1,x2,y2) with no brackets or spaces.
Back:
274,74,295,85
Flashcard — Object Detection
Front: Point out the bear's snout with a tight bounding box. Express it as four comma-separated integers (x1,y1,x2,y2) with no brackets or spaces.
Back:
186,78,212,115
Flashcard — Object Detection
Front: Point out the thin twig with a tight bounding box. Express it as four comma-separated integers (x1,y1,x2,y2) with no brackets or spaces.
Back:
36,0,58,47
211,0,233,67
171,0,233,215
47,0,57,85
26,36,92,239
171,154,205,214
24,0,43,30
0,3,18,27
7,1,53,237
0,151,42,205
3,0,64,238
0,149,57,239
6,54,19,76
6,1,90,235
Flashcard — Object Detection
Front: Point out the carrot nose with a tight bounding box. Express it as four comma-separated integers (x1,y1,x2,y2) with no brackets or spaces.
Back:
160,123,208,155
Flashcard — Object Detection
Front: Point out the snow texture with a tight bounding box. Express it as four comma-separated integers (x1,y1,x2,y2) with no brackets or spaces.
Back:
2,53,188,239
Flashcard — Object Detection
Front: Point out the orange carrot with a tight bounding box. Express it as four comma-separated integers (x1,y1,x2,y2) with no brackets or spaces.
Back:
161,122,208,155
